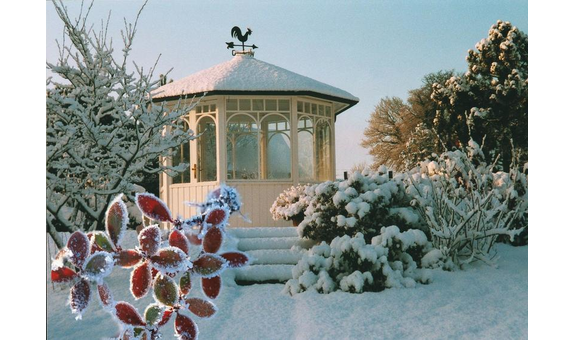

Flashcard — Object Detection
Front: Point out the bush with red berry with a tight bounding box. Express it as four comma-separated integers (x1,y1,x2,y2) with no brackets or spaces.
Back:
50,185,249,340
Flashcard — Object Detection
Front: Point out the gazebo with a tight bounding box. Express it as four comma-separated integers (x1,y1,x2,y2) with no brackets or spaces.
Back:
152,50,358,227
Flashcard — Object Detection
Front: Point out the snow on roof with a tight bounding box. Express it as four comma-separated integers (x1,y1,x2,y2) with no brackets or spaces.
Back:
151,54,359,104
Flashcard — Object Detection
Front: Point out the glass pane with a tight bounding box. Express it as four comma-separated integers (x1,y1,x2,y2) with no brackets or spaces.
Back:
265,99,277,111
316,120,331,181
311,104,317,115
326,106,332,117
172,120,191,184
226,99,238,111
197,118,217,182
297,101,303,112
196,106,202,113
227,115,259,180
319,105,324,116
210,104,216,112
304,102,310,113
262,114,291,180
203,105,209,112
239,99,251,111
278,100,290,111
298,117,313,180
253,99,264,111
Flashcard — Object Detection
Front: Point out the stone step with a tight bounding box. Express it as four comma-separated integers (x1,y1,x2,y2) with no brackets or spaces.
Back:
233,264,294,283
246,249,303,265
236,236,314,251
228,227,299,239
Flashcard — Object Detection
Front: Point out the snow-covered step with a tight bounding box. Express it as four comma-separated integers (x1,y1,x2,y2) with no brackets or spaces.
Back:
233,264,294,283
246,249,303,265
228,227,298,239
237,236,314,251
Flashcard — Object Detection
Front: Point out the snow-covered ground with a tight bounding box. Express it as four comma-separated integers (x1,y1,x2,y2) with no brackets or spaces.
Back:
47,242,527,339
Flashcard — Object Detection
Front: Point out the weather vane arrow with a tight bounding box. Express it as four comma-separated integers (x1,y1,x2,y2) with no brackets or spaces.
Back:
226,26,258,55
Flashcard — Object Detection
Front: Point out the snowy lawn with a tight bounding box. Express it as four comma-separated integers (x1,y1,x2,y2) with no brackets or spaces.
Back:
47,243,526,340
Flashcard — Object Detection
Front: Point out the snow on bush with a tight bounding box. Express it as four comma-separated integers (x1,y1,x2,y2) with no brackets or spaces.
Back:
50,186,250,340
284,226,434,295
270,185,310,222
405,139,527,267
296,166,422,243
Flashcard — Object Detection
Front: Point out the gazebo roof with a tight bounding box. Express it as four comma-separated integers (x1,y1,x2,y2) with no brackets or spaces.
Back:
151,54,359,113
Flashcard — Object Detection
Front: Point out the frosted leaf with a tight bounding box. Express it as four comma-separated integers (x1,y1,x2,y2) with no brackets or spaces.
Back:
202,226,223,254
153,274,178,306
158,310,173,327
184,298,217,318
220,251,250,268
139,225,162,257
205,207,229,228
70,278,91,320
116,249,143,268
144,303,163,326
150,247,190,275
169,229,190,254
105,194,128,247
180,271,192,296
67,231,90,268
191,254,228,278
175,313,198,340
90,231,116,253
97,282,114,309
130,261,152,299
51,266,77,283
201,275,221,299
115,301,146,326
136,193,173,222
82,251,114,282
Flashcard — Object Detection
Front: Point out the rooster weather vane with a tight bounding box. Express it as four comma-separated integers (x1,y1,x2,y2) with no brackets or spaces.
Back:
226,26,258,56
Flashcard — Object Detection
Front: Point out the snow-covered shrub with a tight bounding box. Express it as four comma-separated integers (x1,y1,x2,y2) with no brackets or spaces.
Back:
297,166,422,243
51,186,250,340
406,139,527,267
284,226,434,295
270,184,310,223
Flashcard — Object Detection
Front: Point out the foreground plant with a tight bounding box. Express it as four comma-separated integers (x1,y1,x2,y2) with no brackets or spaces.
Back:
51,185,249,340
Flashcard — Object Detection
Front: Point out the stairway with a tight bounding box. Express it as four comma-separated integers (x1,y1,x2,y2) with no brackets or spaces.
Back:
226,227,314,284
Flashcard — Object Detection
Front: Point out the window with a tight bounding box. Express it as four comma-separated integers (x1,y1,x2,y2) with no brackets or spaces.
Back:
298,117,314,180
172,120,191,184
196,116,217,182
262,114,291,179
227,114,259,180
316,119,331,181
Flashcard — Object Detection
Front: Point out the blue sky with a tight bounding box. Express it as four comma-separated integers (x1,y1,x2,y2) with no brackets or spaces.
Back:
46,0,528,177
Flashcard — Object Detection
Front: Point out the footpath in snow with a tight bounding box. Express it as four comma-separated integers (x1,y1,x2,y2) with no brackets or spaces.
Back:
47,237,527,340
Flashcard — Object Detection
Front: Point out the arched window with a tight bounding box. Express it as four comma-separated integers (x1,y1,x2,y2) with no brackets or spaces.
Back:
196,116,217,182
298,116,314,181
227,114,259,180
261,113,291,179
316,119,332,181
172,120,191,184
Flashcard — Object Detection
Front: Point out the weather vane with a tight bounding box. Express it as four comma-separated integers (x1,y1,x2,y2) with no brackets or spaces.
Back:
226,26,258,56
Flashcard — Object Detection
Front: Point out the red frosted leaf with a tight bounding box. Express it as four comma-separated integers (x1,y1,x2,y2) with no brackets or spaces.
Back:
169,229,190,254
131,261,152,299
175,313,198,340
70,278,91,318
139,225,161,257
97,282,114,307
115,301,146,326
220,251,250,268
192,254,227,278
186,231,202,246
67,231,90,268
185,298,217,318
117,249,143,268
205,207,229,227
51,266,77,283
153,274,178,306
158,310,173,327
105,195,128,247
202,227,223,253
150,247,187,274
201,276,221,299
136,193,173,222
179,271,192,296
